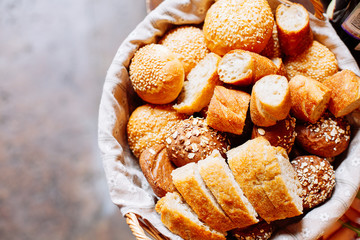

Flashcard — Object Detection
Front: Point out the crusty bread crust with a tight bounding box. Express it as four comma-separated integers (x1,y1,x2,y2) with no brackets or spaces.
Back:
261,22,281,59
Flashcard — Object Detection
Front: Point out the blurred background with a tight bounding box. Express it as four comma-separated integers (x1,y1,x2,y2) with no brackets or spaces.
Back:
0,0,146,239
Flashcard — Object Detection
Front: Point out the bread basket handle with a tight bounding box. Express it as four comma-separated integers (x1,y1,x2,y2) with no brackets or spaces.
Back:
281,0,325,20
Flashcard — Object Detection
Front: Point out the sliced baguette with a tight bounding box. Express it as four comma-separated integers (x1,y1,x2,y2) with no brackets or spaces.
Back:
198,150,259,228
155,192,226,240
174,53,222,114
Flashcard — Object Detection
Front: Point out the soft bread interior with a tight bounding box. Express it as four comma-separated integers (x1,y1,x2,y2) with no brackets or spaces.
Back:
277,4,307,31
218,51,253,83
311,90,331,121
255,75,289,107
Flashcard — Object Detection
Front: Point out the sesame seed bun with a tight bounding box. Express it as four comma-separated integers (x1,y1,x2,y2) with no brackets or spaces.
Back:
129,44,184,104
203,0,274,56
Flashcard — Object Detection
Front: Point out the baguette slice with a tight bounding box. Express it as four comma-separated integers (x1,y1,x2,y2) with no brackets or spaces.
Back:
171,162,236,232
155,192,226,240
322,69,360,117
198,150,259,228
227,137,303,222
174,53,222,114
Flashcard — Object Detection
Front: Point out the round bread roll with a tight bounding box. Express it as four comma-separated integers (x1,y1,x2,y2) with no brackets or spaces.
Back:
203,0,274,56
295,113,351,158
229,221,274,240
129,44,184,104
165,117,230,167
127,104,187,158
139,144,176,198
252,116,297,154
159,26,209,76
291,155,336,209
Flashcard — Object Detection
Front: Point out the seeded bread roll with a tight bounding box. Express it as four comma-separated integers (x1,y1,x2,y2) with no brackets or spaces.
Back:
127,104,187,158
229,221,274,240
284,41,338,82
159,26,209,76
165,117,229,167
289,75,331,123
322,69,360,117
139,144,176,197
295,113,351,158
276,3,313,56
252,116,297,154
203,0,274,56
155,192,226,240
129,44,184,104
261,22,281,59
206,86,251,135
291,156,336,209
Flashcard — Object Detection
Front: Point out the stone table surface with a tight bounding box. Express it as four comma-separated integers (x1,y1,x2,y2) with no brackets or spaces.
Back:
0,0,146,239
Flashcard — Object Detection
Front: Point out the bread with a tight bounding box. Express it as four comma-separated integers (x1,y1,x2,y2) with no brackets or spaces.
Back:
291,156,336,209
271,57,287,77
284,41,338,82
203,0,274,56
260,22,281,59
159,26,209,76
165,117,229,167
289,75,331,123
129,44,184,104
217,49,278,86
139,144,176,197
252,116,297,154
206,86,251,135
276,3,313,56
171,162,237,232
229,221,274,240
295,112,351,158
174,52,222,114
227,137,303,222
127,104,187,158
155,192,226,240
198,150,259,228
250,75,291,127
322,69,360,117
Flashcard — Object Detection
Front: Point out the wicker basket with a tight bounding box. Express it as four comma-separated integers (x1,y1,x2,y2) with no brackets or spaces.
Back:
124,0,326,239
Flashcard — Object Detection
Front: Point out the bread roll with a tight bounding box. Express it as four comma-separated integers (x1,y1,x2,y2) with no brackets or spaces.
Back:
174,53,222,114
127,104,187,158
284,41,338,82
198,150,259,228
322,69,360,117
217,49,278,86
206,86,250,135
129,44,184,104
227,137,303,222
159,26,209,76
155,192,226,240
289,75,331,123
276,3,313,56
229,221,274,240
203,0,274,56
250,75,291,127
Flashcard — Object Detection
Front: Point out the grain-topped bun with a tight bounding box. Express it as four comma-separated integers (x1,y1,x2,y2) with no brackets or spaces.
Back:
127,104,187,158
159,26,209,76
291,155,336,209
203,0,274,56
139,144,176,198
165,117,230,167
129,44,184,104
229,221,274,240
284,41,338,82
295,112,351,158
276,3,313,56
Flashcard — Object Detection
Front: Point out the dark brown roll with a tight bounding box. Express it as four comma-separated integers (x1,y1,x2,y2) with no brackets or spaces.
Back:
291,155,336,209
229,221,274,240
165,117,230,167
295,113,351,158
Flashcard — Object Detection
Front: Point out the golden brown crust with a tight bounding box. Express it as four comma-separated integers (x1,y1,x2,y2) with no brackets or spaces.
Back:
289,75,331,123
322,69,360,117
139,144,176,197
250,90,277,127
206,86,250,135
261,22,281,59
271,57,287,77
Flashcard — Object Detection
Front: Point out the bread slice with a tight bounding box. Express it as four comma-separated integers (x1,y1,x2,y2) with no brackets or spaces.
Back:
198,150,259,228
155,192,226,240
250,75,291,127
174,53,222,114
322,69,360,117
227,137,303,222
171,162,236,232
276,3,313,56
289,75,331,123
